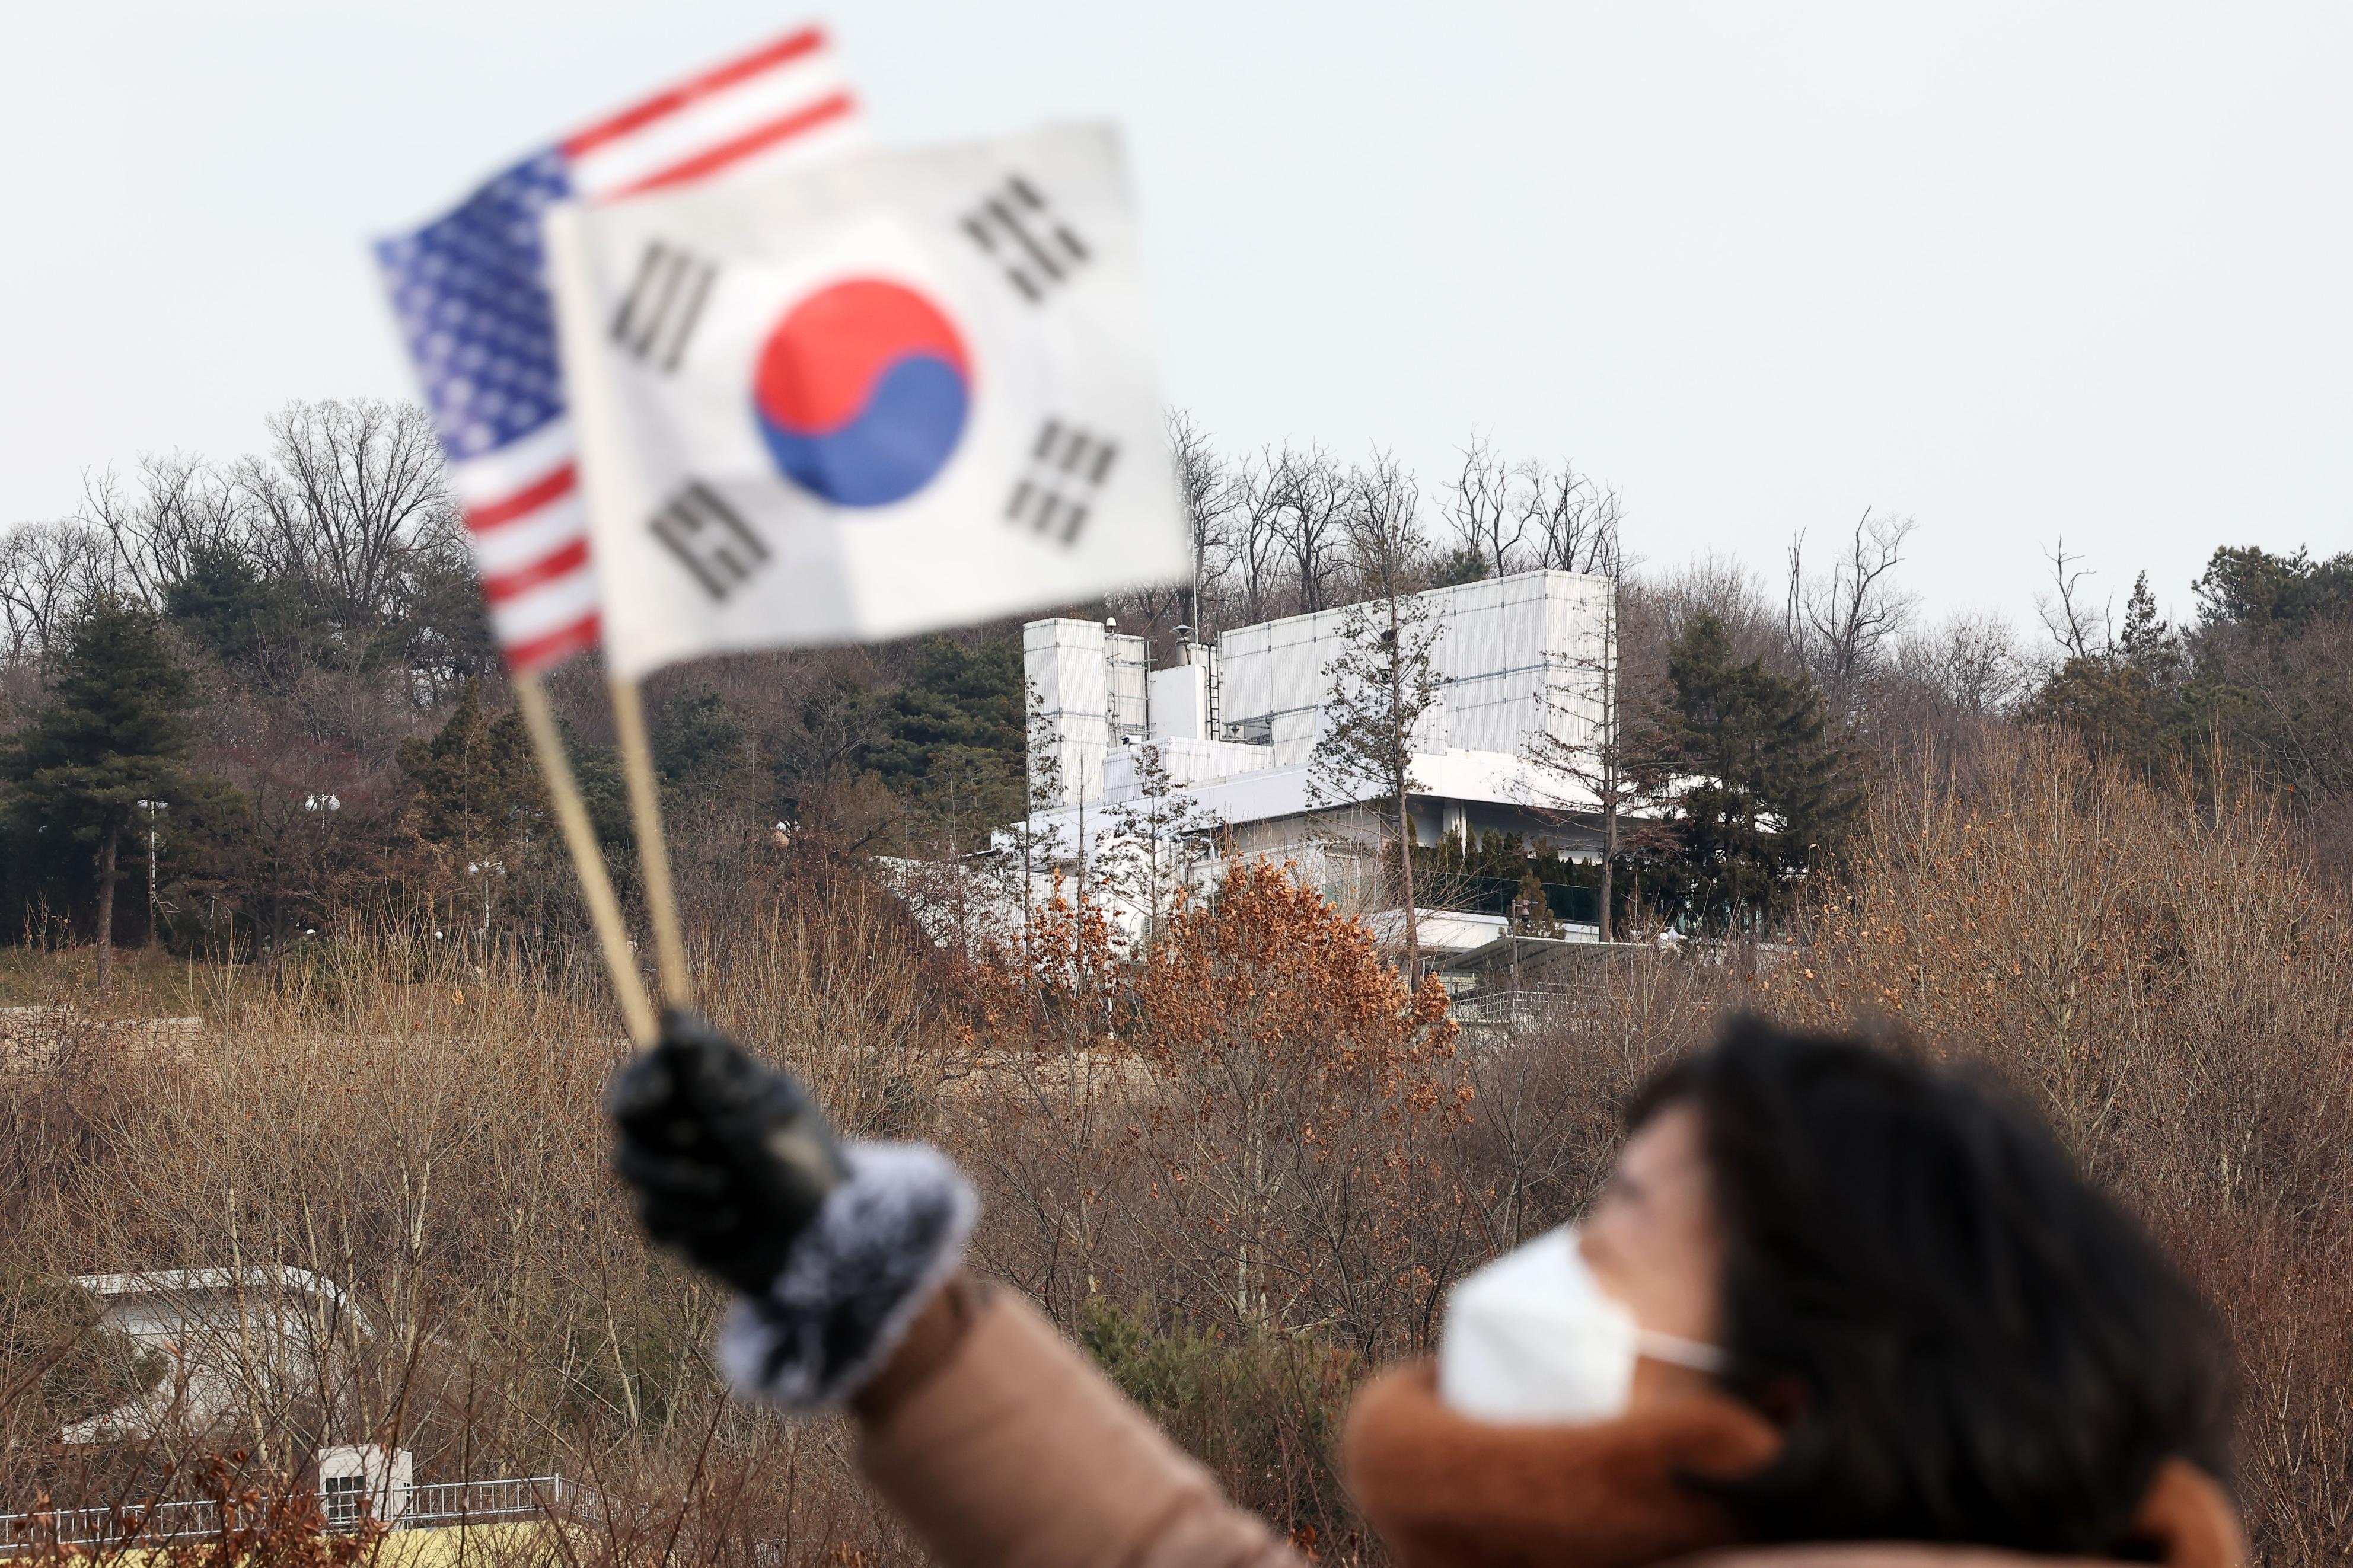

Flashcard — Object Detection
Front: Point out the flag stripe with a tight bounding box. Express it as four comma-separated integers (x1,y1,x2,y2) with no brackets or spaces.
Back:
482,536,592,605
447,419,577,509
465,462,578,532
467,493,589,579
505,610,602,674
607,93,856,198
560,28,825,159
380,21,860,675
492,563,604,646
563,55,856,200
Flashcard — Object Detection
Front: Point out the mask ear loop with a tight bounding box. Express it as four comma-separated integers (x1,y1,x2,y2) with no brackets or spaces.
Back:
1635,1330,1729,1375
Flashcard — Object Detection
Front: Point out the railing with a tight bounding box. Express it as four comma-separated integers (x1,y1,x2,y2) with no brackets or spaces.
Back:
2,1497,232,1553
404,1475,568,1528
1450,988,1573,1027
0,1476,571,1553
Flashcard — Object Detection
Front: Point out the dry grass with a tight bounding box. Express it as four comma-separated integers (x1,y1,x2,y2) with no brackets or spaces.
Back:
1772,730,2353,1563
2,732,2348,1563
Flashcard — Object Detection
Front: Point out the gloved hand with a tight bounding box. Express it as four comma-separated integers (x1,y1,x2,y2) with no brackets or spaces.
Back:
607,1008,846,1298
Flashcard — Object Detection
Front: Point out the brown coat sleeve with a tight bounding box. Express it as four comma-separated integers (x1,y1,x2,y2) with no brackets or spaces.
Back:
853,1277,1302,1568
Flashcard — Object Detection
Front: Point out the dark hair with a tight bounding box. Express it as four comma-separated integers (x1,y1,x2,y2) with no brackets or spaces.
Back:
1631,1016,2232,1556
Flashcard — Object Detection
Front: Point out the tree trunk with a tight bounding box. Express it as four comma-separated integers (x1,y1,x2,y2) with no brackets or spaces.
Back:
1599,801,1617,944
95,820,120,993
1395,791,1420,982
1388,598,1420,984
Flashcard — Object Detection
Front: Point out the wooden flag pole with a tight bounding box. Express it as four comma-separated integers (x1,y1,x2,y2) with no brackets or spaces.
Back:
514,673,658,1046
610,676,690,1007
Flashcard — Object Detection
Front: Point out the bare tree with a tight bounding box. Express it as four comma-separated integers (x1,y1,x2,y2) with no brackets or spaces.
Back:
1445,436,1528,580
1230,451,1293,625
85,454,251,608
1517,457,1622,576
2036,537,2111,662
1164,410,1236,636
241,400,463,636
1309,596,1445,978
1102,740,1220,946
1784,509,1920,710
1341,449,1426,600
1523,518,1651,942
1899,612,2032,719
1272,446,1350,614
0,522,115,668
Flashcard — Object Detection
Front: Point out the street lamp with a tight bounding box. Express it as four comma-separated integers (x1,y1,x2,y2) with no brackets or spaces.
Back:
305,793,342,846
134,799,170,945
465,858,506,940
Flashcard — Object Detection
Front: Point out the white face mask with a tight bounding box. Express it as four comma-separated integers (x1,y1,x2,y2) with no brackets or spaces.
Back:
1437,1225,1726,1425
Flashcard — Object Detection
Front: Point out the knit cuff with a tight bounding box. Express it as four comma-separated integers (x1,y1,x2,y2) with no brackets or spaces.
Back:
713,1141,977,1411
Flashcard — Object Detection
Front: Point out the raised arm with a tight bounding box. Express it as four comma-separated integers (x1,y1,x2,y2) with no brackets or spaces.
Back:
608,1011,1298,1568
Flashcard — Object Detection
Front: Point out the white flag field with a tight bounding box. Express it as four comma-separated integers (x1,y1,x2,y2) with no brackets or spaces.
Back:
544,122,1190,681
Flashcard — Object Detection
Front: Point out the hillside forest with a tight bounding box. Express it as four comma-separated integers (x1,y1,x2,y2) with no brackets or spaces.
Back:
0,400,2349,1565
0,400,2344,965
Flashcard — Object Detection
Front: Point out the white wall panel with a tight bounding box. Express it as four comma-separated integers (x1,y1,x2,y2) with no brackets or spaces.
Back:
1270,710,1322,768
1451,601,1504,681
1219,627,1271,718
1036,569,1615,806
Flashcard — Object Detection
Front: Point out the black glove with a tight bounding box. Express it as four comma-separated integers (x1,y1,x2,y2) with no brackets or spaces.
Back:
607,1008,846,1297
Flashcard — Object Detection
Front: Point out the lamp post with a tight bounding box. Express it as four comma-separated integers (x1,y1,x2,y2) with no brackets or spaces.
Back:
466,858,505,941
305,793,342,918
304,793,342,847
135,799,169,946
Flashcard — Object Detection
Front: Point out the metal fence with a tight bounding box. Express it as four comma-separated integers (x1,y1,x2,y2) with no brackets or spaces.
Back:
404,1475,570,1528
1449,981,1602,1027
0,1476,570,1553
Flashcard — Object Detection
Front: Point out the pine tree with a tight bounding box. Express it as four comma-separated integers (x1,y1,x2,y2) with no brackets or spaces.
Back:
1308,595,1445,976
1509,863,1563,937
397,679,547,937
1653,612,1856,934
866,635,1026,835
2,593,198,990
2023,571,2186,772
162,541,321,685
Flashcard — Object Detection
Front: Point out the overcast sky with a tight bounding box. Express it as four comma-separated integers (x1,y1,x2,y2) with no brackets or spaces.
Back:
4,2,2347,639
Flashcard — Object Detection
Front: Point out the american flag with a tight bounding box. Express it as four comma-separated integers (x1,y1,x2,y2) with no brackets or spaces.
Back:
375,27,861,672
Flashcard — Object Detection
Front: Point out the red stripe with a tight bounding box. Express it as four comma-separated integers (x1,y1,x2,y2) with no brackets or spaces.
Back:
605,93,855,198
482,538,591,606
504,610,601,675
466,462,577,533
562,28,825,159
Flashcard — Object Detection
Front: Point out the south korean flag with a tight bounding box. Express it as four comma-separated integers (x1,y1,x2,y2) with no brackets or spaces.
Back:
542,122,1188,680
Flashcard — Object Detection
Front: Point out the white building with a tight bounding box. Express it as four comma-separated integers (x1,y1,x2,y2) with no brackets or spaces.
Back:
1016,570,1617,951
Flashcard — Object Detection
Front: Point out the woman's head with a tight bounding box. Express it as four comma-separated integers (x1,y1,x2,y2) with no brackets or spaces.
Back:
1592,1015,2231,1555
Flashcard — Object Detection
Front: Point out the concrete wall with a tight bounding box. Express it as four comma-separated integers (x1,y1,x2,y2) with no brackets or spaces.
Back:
1027,571,1612,807
1212,570,1611,769
1025,619,1152,806
1022,619,1107,809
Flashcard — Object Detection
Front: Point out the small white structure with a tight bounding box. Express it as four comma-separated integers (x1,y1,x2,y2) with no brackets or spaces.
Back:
61,1267,363,1445
1015,570,1618,954
317,1445,414,1526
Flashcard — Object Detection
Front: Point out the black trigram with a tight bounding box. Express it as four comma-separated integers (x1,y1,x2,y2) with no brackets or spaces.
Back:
1006,420,1118,546
610,241,716,371
961,174,1089,303
649,481,767,600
